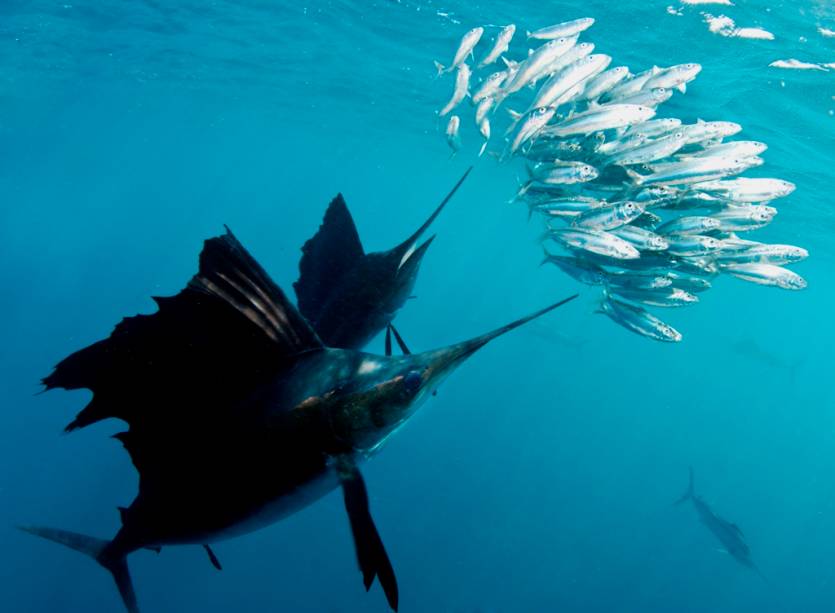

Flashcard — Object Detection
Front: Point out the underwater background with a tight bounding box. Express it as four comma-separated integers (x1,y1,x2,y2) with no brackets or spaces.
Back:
1,0,834,611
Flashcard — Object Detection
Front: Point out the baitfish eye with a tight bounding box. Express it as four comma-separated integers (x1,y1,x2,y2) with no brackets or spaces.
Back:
404,371,422,393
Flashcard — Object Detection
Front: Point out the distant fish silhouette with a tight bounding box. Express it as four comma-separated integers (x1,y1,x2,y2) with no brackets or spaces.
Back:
24,226,577,613
675,468,769,583
294,167,472,350
731,337,803,382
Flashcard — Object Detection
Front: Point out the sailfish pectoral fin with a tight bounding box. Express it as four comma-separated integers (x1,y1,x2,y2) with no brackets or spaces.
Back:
388,324,411,355
385,325,393,357
338,458,399,612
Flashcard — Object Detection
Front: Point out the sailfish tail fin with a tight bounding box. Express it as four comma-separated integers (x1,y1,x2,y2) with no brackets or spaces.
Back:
674,467,695,506
19,526,139,613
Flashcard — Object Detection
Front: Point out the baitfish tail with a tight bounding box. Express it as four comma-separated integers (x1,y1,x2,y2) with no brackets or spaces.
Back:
19,526,139,613
433,60,446,77
673,467,695,505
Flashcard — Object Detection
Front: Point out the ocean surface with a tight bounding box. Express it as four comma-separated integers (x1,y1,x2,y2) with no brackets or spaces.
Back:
1,1,834,611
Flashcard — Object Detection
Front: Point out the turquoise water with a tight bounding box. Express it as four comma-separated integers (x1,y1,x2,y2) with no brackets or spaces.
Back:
1,0,834,611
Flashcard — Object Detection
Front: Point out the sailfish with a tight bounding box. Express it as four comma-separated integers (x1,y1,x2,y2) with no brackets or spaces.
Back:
294,167,472,351
24,226,577,612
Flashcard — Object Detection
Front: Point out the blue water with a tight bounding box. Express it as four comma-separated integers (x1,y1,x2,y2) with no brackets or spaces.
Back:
2,1,834,611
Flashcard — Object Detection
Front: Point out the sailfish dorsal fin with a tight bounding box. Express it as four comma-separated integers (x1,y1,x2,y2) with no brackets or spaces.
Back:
294,194,365,324
43,227,323,432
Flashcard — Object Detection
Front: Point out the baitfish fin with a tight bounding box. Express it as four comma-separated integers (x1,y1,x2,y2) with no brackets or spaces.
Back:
338,458,398,611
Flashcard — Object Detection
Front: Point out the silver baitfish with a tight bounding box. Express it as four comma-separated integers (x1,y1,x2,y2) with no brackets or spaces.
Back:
541,253,606,285
724,264,807,290
597,292,683,342
527,17,595,40
656,216,721,235
472,70,508,103
435,27,484,75
544,104,656,137
478,24,516,68
439,63,472,116
608,286,699,308
607,87,672,108
445,115,461,154
604,130,686,166
527,161,599,185
579,66,630,101
510,105,557,153
643,63,702,93
664,271,712,292
527,196,606,218
610,224,669,251
572,201,645,231
665,234,723,256
717,243,808,266
694,178,796,202
711,205,776,231
605,270,673,290
546,227,641,259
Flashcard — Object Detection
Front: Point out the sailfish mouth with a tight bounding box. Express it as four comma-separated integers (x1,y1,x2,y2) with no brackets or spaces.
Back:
393,166,473,270
397,234,436,272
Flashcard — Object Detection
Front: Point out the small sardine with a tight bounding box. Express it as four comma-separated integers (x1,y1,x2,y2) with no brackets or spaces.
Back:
478,118,491,157
664,271,712,292
605,270,673,290
527,196,606,218
610,224,669,250
724,264,807,290
680,140,767,160
694,178,795,202
439,64,471,116
626,118,682,139
627,156,758,186
579,66,630,101
711,205,776,231
435,27,484,75
656,216,721,235
472,70,507,103
544,104,656,137
528,161,598,185
510,106,557,153
475,96,494,124
718,243,808,266
541,253,606,285
529,54,612,111
605,131,686,166
608,286,698,308
608,87,672,108
445,115,461,154
547,227,641,259
666,234,723,256
643,63,702,93
478,24,516,68
598,293,683,342
527,17,595,40
573,201,645,231
501,36,578,96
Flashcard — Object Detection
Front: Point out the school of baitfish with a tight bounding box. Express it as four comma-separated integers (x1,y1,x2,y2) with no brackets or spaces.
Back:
435,17,808,342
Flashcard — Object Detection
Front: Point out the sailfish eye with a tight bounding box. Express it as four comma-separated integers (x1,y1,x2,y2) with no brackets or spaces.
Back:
403,370,423,393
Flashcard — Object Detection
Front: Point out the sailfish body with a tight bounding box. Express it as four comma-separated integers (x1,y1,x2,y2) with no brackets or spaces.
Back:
294,168,472,349
26,226,576,612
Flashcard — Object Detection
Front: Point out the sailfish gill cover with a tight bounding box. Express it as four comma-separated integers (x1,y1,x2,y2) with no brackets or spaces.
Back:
1,1,833,612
